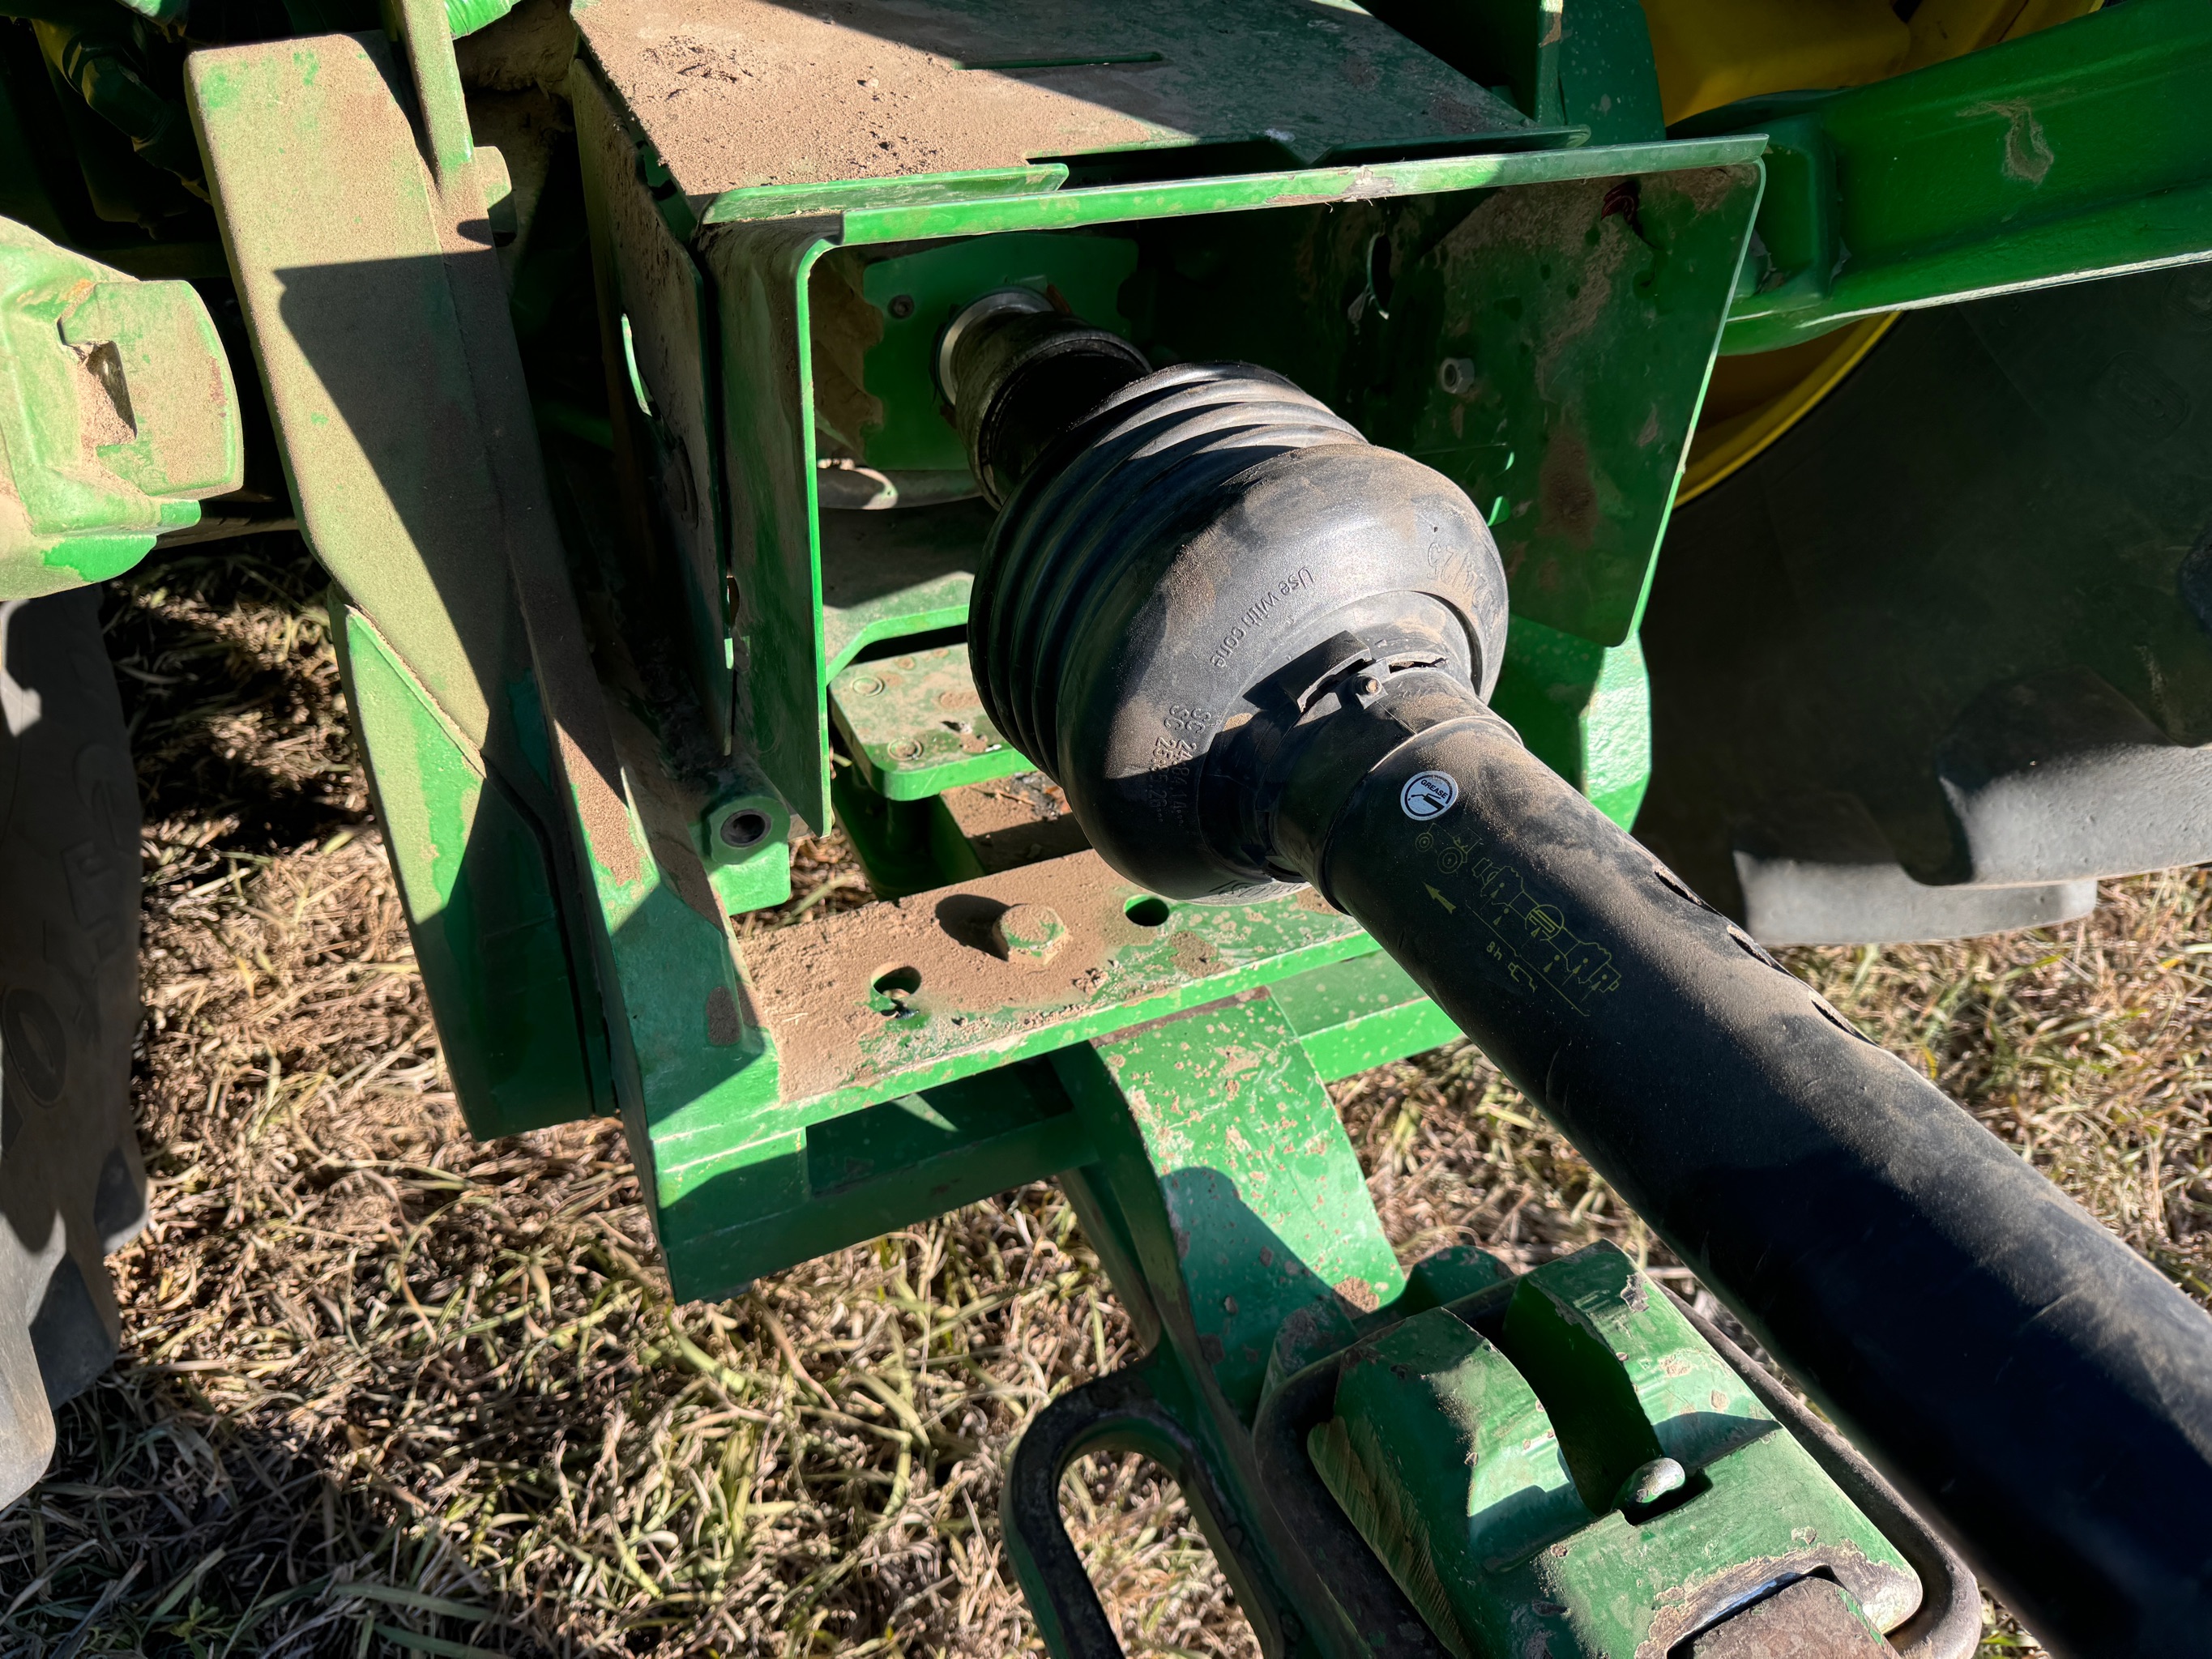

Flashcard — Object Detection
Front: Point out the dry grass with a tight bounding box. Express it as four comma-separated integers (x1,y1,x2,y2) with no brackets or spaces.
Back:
0,531,2201,1657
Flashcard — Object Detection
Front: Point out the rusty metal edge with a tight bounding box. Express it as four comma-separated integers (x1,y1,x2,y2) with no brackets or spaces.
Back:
1660,1286,1982,1659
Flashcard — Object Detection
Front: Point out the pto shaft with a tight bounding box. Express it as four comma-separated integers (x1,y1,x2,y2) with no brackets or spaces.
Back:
1275,668,2212,1659
954,335,2212,1657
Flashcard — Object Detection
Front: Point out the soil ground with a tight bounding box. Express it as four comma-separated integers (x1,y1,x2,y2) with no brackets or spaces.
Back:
2,532,2203,1656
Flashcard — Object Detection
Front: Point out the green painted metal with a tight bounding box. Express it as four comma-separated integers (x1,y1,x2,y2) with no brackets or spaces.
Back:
845,232,1138,472
701,220,834,829
0,218,240,595
1007,997,1927,1659
573,67,738,756
1557,0,1668,147
167,0,1720,1347
652,946,1458,1297
1198,162,1757,653
586,698,784,1221
659,1058,1092,1299
829,641,1023,801
556,41,1758,846
1705,0,2212,353
540,43,1768,1310
189,19,626,1149
778,905,1369,1122
698,786,793,915
1313,1243,1919,1658
651,871,1381,1257
827,769,971,899
721,142,1753,245
444,0,516,36
1025,990,1415,1657
190,7,783,1199
699,165,1074,232
385,0,477,193
1363,0,1668,147
189,24,520,753
820,499,989,676
336,607,605,1137
1358,0,1569,134
1064,993,1406,1421
1488,615,1652,829
583,0,1548,212
1269,949,1462,1082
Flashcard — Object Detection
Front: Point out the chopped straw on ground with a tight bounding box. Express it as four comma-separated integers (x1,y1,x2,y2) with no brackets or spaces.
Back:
0,532,2202,1657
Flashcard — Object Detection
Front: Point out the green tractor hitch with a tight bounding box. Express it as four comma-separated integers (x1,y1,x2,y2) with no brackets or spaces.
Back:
1010,1242,1982,1659
5,0,2212,1647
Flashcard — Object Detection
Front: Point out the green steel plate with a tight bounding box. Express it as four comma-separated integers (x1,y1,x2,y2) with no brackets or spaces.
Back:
195,5,762,1179
1270,949,1461,1081
1706,0,2212,352
829,640,1027,800
1065,991,1408,1418
818,496,991,675
1488,615,1651,828
848,232,1138,472
737,852,1369,1124
655,943,1453,1295
657,1058,1092,1297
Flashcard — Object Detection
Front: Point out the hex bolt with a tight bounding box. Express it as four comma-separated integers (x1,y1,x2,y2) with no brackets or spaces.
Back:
890,737,923,760
1438,356,1477,395
888,293,916,319
992,902,1069,964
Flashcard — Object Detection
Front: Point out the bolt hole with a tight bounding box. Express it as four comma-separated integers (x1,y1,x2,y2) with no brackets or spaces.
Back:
720,808,771,849
869,964,923,1017
1125,895,1172,928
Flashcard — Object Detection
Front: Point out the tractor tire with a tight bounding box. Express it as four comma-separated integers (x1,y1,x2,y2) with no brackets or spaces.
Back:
1639,261,2212,945
0,586,147,1507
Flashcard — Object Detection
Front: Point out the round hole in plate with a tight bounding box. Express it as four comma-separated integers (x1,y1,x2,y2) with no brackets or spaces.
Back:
1125,895,1172,928
872,965,923,998
720,808,771,849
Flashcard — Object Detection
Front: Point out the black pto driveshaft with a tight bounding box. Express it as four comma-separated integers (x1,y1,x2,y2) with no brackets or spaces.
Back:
940,302,2212,1659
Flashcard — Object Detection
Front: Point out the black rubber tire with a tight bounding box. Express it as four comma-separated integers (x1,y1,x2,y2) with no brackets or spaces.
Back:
0,586,147,1505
